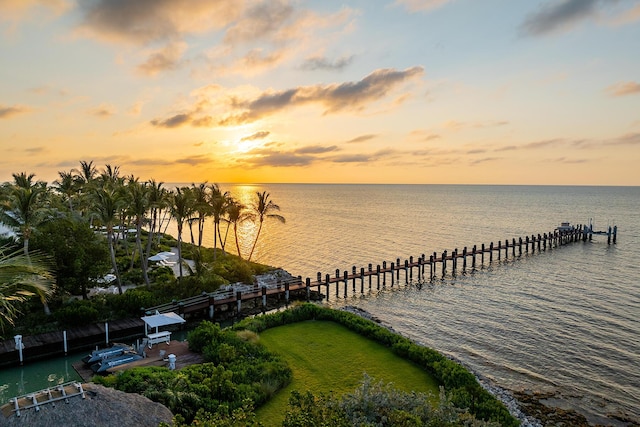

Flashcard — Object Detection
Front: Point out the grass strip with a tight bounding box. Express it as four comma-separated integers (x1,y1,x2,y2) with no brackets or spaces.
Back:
255,320,439,426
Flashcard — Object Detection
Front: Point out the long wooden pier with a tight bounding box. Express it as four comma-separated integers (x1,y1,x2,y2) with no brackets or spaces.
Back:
146,224,615,320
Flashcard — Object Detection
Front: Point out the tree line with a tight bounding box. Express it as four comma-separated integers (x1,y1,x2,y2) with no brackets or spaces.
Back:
0,160,285,332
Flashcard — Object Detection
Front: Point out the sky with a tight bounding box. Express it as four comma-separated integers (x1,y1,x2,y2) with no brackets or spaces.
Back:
1,0,639,186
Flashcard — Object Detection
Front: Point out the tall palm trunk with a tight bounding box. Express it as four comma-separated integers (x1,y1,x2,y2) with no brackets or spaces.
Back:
107,229,123,294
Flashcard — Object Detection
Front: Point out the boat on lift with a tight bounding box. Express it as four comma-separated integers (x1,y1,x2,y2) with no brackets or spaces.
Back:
90,352,144,374
82,343,134,365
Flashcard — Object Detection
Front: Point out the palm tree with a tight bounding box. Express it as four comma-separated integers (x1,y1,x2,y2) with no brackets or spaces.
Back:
52,170,79,213
247,191,285,261
226,201,251,259
190,183,210,248
208,184,230,261
168,188,195,279
0,246,54,333
0,177,48,256
144,179,167,269
126,179,151,286
90,186,125,294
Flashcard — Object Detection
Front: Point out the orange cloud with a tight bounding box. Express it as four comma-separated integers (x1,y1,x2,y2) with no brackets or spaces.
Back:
0,104,32,119
606,81,640,97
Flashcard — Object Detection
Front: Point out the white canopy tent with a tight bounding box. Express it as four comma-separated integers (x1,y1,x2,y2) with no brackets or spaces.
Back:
141,311,186,336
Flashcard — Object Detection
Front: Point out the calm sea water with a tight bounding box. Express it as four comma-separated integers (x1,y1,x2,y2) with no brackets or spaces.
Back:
182,184,639,426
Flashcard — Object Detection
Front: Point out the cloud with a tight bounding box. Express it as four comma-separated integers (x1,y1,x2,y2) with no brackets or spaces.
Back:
241,131,271,141
295,145,339,154
0,0,69,26
469,157,501,165
151,113,191,128
346,134,378,143
394,0,452,13
0,104,32,119
605,81,640,97
608,3,640,26
24,146,46,154
301,55,354,71
220,66,424,125
520,0,602,36
88,104,116,118
137,42,187,76
223,0,294,46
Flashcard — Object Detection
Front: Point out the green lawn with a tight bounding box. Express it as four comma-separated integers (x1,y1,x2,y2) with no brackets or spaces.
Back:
255,320,440,426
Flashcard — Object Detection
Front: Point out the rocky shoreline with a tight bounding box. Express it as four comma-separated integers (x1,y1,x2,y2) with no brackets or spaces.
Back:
339,305,605,427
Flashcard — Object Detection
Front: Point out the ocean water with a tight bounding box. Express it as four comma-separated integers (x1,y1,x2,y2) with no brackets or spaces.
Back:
171,183,639,426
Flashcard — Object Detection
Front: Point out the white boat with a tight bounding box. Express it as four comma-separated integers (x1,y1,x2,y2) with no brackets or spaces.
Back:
90,352,143,373
82,344,133,365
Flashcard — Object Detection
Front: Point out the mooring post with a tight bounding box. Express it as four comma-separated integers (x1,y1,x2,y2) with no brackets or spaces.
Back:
383,261,387,287
472,245,477,269
406,258,410,283
532,235,536,253
285,282,290,306
305,278,311,301
421,253,426,277
451,249,457,275
512,238,516,257
343,271,348,298
442,250,447,278
613,225,617,244
518,237,523,255
360,267,365,293
352,266,357,293
538,234,542,251
429,255,434,280
325,274,331,301
376,265,381,289
497,241,502,260
368,264,373,289
505,239,509,259
262,286,267,313
396,258,401,281
481,244,485,265
390,262,395,286
489,242,494,263
462,247,467,272
336,269,340,297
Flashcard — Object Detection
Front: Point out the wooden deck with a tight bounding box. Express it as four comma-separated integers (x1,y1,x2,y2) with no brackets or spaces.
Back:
72,340,205,381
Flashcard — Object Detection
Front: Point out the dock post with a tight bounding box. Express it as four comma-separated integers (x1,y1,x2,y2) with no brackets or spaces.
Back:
481,244,485,265
429,255,434,280
14,335,24,365
518,237,522,256
396,258,401,282
306,278,311,302
352,266,357,293
236,291,242,315
512,239,516,257
406,258,410,284
613,225,617,244
451,249,457,275
336,269,340,298
462,247,467,272
489,242,493,263
442,250,447,278
63,330,68,355
343,271,348,298
360,267,365,293
538,234,542,251
285,283,290,306
608,226,612,244
324,274,330,300
421,254,426,278
383,261,387,287
472,245,477,269
525,236,529,253
376,265,381,289
532,235,536,253
497,241,502,260
105,322,109,345
505,239,509,259
368,264,373,289
209,296,215,319
262,286,267,312
390,262,395,286
543,234,547,250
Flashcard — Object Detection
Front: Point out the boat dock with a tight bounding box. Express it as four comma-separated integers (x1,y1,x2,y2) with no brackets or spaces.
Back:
1,382,85,418
144,223,616,319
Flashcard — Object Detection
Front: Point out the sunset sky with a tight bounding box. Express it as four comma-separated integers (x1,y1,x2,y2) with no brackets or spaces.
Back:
1,0,639,185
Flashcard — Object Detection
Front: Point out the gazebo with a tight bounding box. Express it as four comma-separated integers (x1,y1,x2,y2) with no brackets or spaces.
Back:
140,311,185,349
